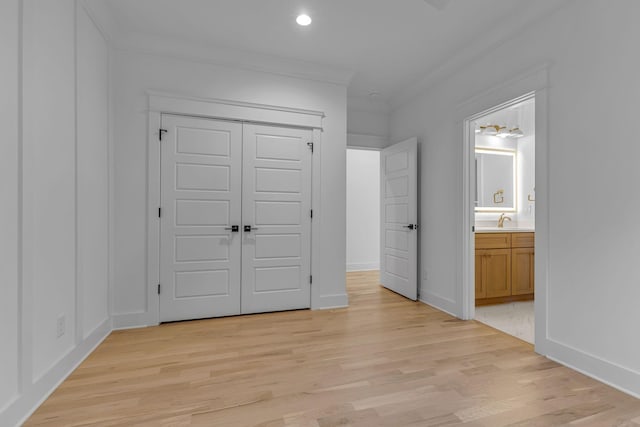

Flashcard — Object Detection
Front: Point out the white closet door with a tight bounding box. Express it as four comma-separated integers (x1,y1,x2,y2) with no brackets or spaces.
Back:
159,115,242,322
241,124,312,314
380,137,418,300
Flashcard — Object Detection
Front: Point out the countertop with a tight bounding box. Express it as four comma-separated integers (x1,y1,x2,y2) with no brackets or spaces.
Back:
475,227,535,233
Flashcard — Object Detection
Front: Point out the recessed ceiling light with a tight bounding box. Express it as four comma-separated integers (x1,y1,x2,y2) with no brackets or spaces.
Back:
296,14,312,26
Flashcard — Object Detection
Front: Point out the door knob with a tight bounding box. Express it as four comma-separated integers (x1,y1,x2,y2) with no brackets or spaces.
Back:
403,224,418,230
244,225,259,232
224,225,239,232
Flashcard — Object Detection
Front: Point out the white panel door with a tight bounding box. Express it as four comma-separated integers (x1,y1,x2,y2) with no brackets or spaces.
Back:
241,124,312,314
160,115,242,322
380,138,418,300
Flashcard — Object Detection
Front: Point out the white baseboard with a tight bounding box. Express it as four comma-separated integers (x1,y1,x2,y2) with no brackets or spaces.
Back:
418,290,459,318
315,293,349,310
2,319,111,427
112,311,155,330
542,338,640,399
346,262,380,272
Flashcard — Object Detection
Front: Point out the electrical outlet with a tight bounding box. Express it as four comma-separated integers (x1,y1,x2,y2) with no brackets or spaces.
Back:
56,314,66,338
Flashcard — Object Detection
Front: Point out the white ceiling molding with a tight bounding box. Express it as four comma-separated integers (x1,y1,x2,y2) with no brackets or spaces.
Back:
112,31,355,87
390,0,573,110
82,1,354,87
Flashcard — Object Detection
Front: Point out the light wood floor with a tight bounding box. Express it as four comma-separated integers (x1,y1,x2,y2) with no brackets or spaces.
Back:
27,271,640,426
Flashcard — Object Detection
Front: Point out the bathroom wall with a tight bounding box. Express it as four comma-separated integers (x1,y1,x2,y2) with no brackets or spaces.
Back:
474,100,535,228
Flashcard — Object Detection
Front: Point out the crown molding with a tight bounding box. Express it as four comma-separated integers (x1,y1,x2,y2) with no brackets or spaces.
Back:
109,31,355,87
390,0,575,110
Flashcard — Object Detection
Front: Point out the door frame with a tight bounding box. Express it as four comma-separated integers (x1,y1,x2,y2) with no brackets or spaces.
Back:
145,92,324,326
458,66,549,353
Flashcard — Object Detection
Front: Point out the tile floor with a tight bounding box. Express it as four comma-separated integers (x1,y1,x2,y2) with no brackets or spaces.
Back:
474,301,534,344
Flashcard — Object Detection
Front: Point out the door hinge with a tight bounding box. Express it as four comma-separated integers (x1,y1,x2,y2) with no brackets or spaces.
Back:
310,275,312,284
472,225,475,232
158,207,162,218
307,142,314,153
157,284,161,294
159,128,167,141
310,209,313,219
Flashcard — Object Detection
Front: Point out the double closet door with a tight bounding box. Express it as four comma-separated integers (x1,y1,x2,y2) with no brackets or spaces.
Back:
159,114,312,322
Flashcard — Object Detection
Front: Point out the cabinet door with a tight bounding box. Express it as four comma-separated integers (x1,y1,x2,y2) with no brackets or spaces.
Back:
480,249,512,298
512,247,534,295
475,252,486,298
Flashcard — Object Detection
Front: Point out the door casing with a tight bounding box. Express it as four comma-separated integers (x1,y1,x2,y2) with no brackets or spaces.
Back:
458,66,549,355
145,93,324,326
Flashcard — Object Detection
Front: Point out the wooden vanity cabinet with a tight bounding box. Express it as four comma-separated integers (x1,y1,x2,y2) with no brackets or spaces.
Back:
511,247,534,295
475,232,534,304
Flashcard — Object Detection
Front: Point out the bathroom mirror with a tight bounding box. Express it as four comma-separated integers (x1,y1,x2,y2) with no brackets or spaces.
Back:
475,148,516,212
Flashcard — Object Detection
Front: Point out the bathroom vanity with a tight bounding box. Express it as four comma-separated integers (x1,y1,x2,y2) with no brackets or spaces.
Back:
475,230,534,305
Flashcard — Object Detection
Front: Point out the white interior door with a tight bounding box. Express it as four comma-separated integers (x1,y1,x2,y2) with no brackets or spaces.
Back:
380,137,418,300
241,124,312,314
159,115,242,322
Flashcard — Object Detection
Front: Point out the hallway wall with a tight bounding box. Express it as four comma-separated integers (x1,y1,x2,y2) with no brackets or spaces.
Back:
346,149,380,271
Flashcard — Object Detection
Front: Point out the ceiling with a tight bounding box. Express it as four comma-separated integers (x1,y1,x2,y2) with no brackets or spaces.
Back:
91,0,569,111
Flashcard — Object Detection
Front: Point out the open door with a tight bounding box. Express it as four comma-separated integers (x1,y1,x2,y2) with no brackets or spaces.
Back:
380,138,418,300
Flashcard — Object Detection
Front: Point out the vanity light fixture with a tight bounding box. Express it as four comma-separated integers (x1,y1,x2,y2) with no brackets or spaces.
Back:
478,124,524,138
296,14,312,26
509,127,524,138
479,125,501,136
497,127,511,138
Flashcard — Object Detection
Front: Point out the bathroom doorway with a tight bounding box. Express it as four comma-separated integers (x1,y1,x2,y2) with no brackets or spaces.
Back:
467,94,536,344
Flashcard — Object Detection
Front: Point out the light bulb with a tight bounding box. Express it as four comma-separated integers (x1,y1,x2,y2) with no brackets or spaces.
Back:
296,14,312,26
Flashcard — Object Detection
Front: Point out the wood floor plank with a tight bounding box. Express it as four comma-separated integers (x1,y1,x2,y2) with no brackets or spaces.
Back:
25,271,640,426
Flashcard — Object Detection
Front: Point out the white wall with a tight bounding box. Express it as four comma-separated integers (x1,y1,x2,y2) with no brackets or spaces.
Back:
1,3,111,425
347,108,389,149
391,0,640,396
111,48,348,326
0,0,21,414
346,149,380,271
347,108,389,137
23,0,78,382
516,134,535,226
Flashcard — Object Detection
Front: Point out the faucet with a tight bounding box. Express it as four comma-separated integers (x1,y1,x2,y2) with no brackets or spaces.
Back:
497,213,512,228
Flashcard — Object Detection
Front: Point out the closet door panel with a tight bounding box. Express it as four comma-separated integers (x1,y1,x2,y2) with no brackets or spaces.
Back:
241,124,312,314
159,115,242,322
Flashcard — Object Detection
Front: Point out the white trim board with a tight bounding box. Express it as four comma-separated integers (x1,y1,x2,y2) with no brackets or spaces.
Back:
3,320,110,427
148,91,325,129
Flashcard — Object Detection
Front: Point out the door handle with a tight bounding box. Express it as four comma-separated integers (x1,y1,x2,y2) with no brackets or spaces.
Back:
224,225,239,232
403,224,418,230
244,225,259,232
